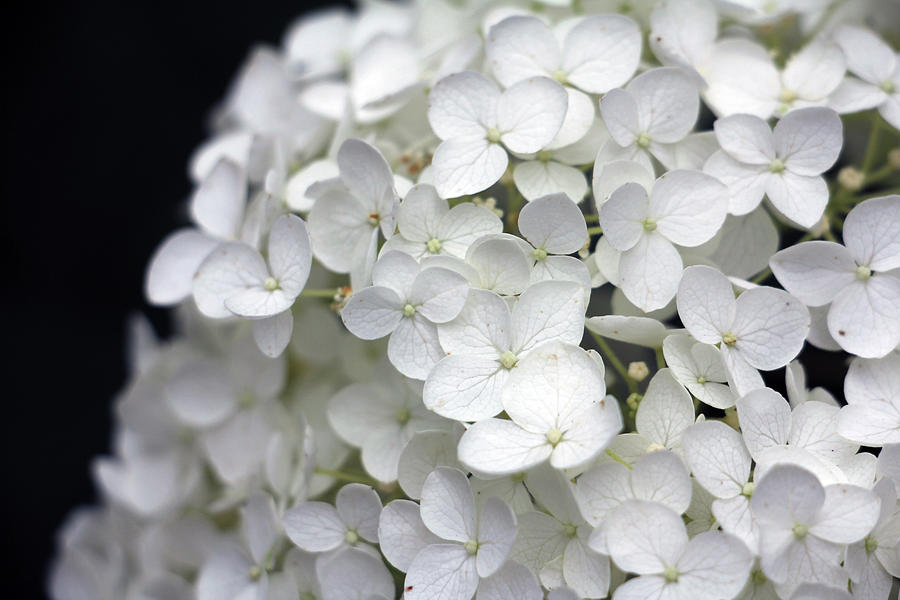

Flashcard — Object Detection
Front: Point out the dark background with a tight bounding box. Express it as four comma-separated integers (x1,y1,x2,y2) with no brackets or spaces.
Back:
3,1,346,595
2,1,849,597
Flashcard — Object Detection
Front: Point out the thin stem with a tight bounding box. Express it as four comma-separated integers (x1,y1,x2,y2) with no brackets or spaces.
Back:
655,346,666,370
587,225,603,235
862,114,883,173
751,267,772,284
605,449,633,470
314,467,379,486
300,288,339,298
584,213,599,223
588,330,638,394
864,163,898,186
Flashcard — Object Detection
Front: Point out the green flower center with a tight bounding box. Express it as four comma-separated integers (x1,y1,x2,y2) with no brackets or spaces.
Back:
865,536,878,553
345,529,359,545
636,132,652,148
741,482,755,497
546,427,563,446
663,566,679,583
249,565,263,580
722,333,737,346
883,80,896,93
264,277,280,291
403,303,417,317
642,219,657,232
562,523,578,538
696,375,707,385
553,69,568,84
487,127,502,143
533,247,548,261
500,350,519,369
793,523,808,539
464,539,479,555
426,238,443,254
769,158,786,174
855,265,872,281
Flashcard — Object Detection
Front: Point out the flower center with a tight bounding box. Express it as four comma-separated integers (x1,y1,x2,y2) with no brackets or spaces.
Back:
533,247,548,261
464,539,479,555
546,427,563,446
752,569,767,585
562,523,578,538
769,158,786,173
883,80,896,93
779,88,797,103
536,149,554,162
855,265,872,280
345,529,359,545
367,212,381,227
642,219,657,232
500,350,519,369
395,406,411,425
402,303,417,317
793,523,808,539
636,132,652,148
487,127,502,143
264,277,280,291
722,332,737,346
249,565,263,580
696,375,707,384
553,70,568,84
426,238,442,254
663,566,679,583
865,536,878,553
741,482,754,497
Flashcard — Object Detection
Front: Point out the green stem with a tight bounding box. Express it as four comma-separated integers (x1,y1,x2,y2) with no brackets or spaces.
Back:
588,330,638,394
587,225,603,235
300,288,339,298
605,449,633,470
655,346,666,370
505,183,524,233
584,213,599,223
864,163,898,186
862,114,884,173
314,468,378,486
751,267,772,284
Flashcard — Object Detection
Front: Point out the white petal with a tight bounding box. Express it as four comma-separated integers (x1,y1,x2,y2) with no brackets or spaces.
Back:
191,158,246,239
703,151,769,216
682,420,750,499
703,38,779,118
774,107,842,176
648,0,717,70
378,500,443,572
466,236,532,295
636,368,695,449
166,358,236,427
337,139,397,206
545,87,595,150
562,538,610,598
193,242,269,318
336,483,382,543
421,466,477,542
562,15,641,94
598,182,649,251
497,77,568,153
437,203,504,258
604,499,688,575
145,229,218,306
458,419,552,476
720,345,765,397
651,169,728,247
630,67,699,143
732,286,810,370
592,159,654,209
410,267,469,323
388,316,446,379
405,544,478,600
750,463,824,528
202,407,271,485
432,137,509,199
551,399,622,470
619,232,683,312
397,430,462,500
782,41,845,103
341,286,402,340
307,189,371,274
398,184,448,242
510,280,586,353
843,195,900,271
514,160,587,203
267,214,312,298
485,16,559,87
676,265,737,344
769,241,856,306
713,113,775,164
317,548,394,600
585,315,670,348
809,484,881,544
476,496,517,577
827,276,900,359
285,159,339,212
736,387,791,459
477,560,542,600
428,70,498,140
438,288,511,357
518,194,587,254
676,531,753,599
630,450,692,515
424,355,506,421
252,310,293,358
599,88,639,147
833,25,897,84
283,502,346,552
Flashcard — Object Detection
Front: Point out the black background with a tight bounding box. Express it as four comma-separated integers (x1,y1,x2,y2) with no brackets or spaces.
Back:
3,2,848,597
3,1,346,595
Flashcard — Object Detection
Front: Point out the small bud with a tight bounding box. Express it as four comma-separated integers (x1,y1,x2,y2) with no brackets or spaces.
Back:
838,166,864,191
626,392,642,411
627,361,649,382
888,148,900,170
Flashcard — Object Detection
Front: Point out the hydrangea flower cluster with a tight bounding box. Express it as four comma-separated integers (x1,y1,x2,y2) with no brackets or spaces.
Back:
51,1,900,599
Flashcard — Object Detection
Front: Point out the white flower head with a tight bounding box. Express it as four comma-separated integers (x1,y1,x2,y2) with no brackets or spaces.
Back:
458,340,622,476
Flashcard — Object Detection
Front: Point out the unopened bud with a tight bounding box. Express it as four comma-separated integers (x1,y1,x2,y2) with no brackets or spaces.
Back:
627,361,649,382
838,167,864,191
888,148,900,170
626,392,642,411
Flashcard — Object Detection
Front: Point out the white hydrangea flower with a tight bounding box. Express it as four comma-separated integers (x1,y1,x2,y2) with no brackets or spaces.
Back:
401,467,526,600
704,107,842,228
315,546,395,600
843,477,900,599
676,265,810,396
837,353,900,447
603,499,754,600
428,70,568,198
599,169,727,310
382,183,503,260
307,138,399,287
770,196,900,358
341,250,469,379
458,341,622,475
663,333,736,409
750,464,881,590
516,193,589,286
830,26,900,129
632,368,697,453
599,67,700,170
424,280,586,421
283,483,382,553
